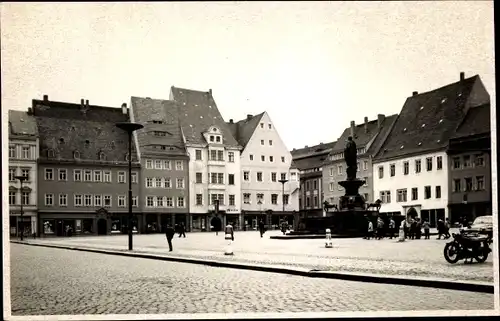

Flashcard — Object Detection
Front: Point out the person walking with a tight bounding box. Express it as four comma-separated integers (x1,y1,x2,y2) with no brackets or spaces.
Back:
388,217,396,239
436,219,444,239
444,218,451,239
165,224,175,251
367,219,374,240
415,218,422,239
280,220,288,235
376,217,385,240
178,222,186,238
422,219,430,239
225,222,234,241
258,219,265,238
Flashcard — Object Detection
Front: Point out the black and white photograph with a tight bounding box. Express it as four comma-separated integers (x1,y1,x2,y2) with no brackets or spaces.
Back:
2,1,498,320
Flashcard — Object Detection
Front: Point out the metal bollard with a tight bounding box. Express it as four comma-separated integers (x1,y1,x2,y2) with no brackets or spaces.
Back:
325,228,333,248
224,233,234,255
398,225,405,242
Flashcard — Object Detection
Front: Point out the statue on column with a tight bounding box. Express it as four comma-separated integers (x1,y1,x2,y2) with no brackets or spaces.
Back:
344,136,357,180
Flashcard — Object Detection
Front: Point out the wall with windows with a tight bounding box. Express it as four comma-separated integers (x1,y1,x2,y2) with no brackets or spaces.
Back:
373,151,449,217
37,164,140,212
448,152,491,204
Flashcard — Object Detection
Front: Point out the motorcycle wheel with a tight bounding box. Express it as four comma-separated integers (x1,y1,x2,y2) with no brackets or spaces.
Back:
444,242,460,264
475,245,489,263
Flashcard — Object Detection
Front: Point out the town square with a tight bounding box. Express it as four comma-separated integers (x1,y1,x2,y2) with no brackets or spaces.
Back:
2,1,497,319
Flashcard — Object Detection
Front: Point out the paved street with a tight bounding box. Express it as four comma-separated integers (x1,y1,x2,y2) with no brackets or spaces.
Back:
10,243,494,316
22,229,495,283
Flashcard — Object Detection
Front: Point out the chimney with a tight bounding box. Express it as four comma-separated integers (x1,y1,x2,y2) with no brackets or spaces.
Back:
246,114,253,120
364,117,368,133
85,100,89,108
229,119,234,124
412,91,418,96
80,99,84,108
121,103,127,115
209,89,212,95
43,95,48,102
350,120,355,137
460,72,465,81
377,114,385,129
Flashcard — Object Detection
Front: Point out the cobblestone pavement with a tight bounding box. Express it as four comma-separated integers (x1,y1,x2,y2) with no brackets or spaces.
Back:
10,243,494,316
23,230,495,283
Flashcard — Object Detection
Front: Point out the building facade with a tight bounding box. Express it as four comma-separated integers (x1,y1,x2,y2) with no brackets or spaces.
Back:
130,97,190,232
227,112,300,230
170,87,243,231
8,110,39,237
373,73,490,226
323,114,397,207
33,96,141,236
447,103,491,223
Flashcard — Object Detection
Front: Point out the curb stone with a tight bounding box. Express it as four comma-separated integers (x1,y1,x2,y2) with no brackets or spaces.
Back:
11,240,494,294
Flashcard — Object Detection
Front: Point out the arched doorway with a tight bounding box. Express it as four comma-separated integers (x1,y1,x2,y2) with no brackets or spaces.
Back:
97,219,107,235
407,207,418,219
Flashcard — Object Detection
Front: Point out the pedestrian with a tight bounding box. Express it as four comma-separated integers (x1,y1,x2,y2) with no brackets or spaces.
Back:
403,219,408,239
280,220,288,235
415,218,422,239
388,217,395,239
436,219,444,239
409,218,416,240
165,224,175,251
178,222,186,238
422,219,430,239
258,219,265,238
376,217,384,239
225,222,234,241
367,219,374,240
444,218,451,239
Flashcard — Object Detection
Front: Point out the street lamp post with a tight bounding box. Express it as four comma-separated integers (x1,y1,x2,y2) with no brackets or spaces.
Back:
279,178,289,223
116,122,144,251
14,175,28,241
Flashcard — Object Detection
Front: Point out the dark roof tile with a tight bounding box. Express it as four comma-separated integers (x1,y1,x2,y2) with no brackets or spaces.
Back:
453,103,490,139
291,141,336,159
226,113,265,149
8,110,38,137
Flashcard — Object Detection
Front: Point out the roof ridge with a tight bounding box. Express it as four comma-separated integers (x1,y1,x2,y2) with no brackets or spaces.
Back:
412,75,479,97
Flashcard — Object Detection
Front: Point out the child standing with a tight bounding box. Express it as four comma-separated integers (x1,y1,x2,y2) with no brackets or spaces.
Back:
422,220,430,239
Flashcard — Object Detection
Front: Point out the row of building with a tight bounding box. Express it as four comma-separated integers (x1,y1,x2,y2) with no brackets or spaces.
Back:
8,88,300,237
292,72,492,227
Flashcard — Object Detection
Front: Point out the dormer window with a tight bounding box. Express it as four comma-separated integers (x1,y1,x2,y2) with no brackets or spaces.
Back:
210,136,214,142
73,150,80,159
216,136,221,143
98,151,106,160
268,124,272,129
213,128,217,132
48,149,55,158
125,153,130,161
152,120,164,124
85,140,90,147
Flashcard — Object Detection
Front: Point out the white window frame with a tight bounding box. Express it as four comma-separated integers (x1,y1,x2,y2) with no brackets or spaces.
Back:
9,192,16,205
9,168,16,182
21,146,30,159
118,171,126,183
146,196,154,207
196,194,203,206
166,197,174,207
157,196,164,207
338,165,343,175
243,171,250,181
228,152,235,162
44,193,54,206
103,195,112,207
103,171,111,183
155,160,162,169
84,194,93,207
131,172,138,183
363,160,368,170
243,193,251,204
163,178,171,188
146,177,153,188
155,177,163,188
118,195,126,207
177,197,185,207
45,168,54,181
73,169,82,182
74,194,83,207
93,170,102,182
59,194,68,206
94,195,102,207
176,160,183,170
195,149,202,160
9,145,16,158
146,160,153,169
58,169,68,181
177,178,185,189
84,170,92,182
163,160,171,170
132,196,138,207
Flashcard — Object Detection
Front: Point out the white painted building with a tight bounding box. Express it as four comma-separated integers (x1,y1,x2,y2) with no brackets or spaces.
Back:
227,112,299,229
8,110,39,237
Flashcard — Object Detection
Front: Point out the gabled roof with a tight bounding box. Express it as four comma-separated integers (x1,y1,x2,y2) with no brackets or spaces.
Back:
130,96,186,156
374,75,484,161
32,99,137,162
452,103,490,139
170,87,241,148
293,153,329,171
226,112,265,149
8,110,38,137
291,141,336,160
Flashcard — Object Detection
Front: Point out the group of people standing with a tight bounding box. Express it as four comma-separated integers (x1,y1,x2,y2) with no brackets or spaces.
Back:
364,216,451,240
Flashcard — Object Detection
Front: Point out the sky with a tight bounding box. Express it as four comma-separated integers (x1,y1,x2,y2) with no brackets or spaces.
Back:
1,2,495,151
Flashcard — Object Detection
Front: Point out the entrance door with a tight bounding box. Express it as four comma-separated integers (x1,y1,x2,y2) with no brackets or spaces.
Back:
56,220,64,236
97,219,107,235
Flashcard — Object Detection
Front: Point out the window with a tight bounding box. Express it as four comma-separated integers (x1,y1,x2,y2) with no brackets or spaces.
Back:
177,178,185,189
210,173,217,184
84,170,92,181
210,150,217,161
228,174,235,185
280,173,287,181
363,177,368,186
131,172,137,183
465,177,473,191
415,159,421,173
229,194,235,206
463,155,471,168
243,193,251,204
250,154,254,161
261,140,264,145
217,151,224,161
196,172,203,184
261,155,265,162
396,189,407,202
21,169,30,181
93,170,102,182
217,173,224,184
118,196,126,207
155,160,162,169
257,193,264,203
437,156,443,170
177,197,185,207
269,140,273,146
166,197,173,207
363,161,368,171
228,152,235,162
271,172,277,182
46,194,55,206
271,194,278,204
157,197,164,207
146,196,154,207
146,160,153,169
260,123,264,128
475,154,485,167
195,150,202,160
256,172,262,182
283,194,289,205
338,165,343,175
390,164,395,177
424,186,431,199
328,167,334,176
164,178,172,188
435,186,441,199
313,196,318,207
426,157,433,171
269,156,274,162
21,192,29,205
281,156,285,163
196,194,203,205
268,124,272,129
163,160,171,170
453,157,461,169
103,171,111,183
74,195,83,207
155,177,163,188
306,197,310,207
146,177,153,188
9,145,16,158
209,135,215,142
104,195,112,207
84,195,93,207
45,168,54,180
216,136,221,143
217,194,225,206
329,182,335,191
9,168,16,181
21,146,30,159
73,169,82,182
243,171,250,181
403,162,409,175
94,195,102,207
453,179,461,192
476,176,485,190
118,171,126,183
411,188,418,200
313,180,317,190
9,192,16,205
176,161,183,170
380,191,391,203
132,196,138,207
378,166,383,179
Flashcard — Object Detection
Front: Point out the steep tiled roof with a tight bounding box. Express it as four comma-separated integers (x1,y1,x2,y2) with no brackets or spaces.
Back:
291,141,336,159
170,87,241,148
374,75,483,161
293,154,328,171
130,97,186,156
32,99,137,163
226,113,265,149
8,110,38,138
453,103,490,139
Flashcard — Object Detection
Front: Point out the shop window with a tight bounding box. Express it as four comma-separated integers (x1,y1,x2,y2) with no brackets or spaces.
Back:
43,220,55,234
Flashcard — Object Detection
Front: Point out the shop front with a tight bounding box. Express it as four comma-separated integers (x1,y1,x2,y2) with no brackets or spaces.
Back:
9,213,36,237
191,214,207,231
